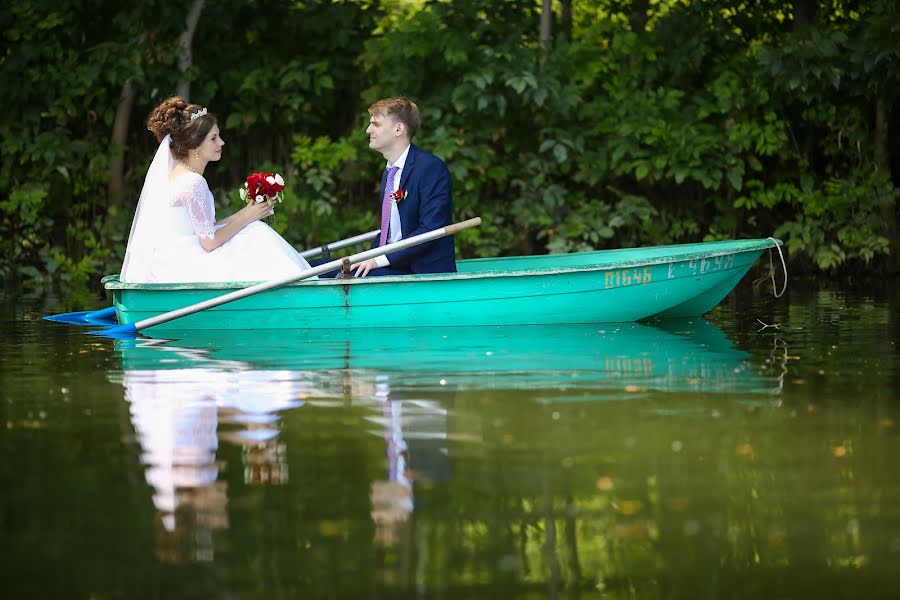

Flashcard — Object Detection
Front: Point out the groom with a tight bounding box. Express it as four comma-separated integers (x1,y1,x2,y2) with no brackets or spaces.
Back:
350,97,456,277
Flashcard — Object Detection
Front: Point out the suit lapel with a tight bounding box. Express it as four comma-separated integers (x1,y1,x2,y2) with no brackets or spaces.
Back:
395,145,417,230
398,144,417,191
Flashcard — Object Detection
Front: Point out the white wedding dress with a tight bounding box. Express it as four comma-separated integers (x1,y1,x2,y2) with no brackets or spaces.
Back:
121,134,312,284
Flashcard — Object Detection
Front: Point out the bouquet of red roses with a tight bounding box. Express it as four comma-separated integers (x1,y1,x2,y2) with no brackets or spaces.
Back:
240,171,285,205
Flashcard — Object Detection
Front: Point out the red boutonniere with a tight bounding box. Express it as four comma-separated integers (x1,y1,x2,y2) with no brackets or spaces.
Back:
391,188,408,203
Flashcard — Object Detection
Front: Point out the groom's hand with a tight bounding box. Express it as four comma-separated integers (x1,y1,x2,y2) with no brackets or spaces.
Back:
351,258,379,277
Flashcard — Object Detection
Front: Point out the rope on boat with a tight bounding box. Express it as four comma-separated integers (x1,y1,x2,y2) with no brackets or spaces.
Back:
766,237,788,298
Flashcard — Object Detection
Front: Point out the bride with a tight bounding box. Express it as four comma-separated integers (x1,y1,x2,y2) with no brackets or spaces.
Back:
120,96,313,283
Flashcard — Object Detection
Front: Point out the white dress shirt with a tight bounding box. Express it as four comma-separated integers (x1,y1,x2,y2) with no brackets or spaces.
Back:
376,144,410,267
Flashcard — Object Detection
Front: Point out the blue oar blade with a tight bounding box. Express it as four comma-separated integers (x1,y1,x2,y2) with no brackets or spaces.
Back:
87,322,138,339
43,306,118,326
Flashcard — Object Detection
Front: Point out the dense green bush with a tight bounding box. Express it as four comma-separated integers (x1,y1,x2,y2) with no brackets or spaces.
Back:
1,0,897,296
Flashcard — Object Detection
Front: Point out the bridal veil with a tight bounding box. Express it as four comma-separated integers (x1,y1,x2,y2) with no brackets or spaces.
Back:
120,134,176,283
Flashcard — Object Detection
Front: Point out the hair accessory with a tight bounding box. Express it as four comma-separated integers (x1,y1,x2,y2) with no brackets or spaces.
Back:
190,107,208,122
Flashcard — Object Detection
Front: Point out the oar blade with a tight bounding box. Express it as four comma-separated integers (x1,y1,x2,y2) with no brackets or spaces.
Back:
43,306,118,326
88,322,138,339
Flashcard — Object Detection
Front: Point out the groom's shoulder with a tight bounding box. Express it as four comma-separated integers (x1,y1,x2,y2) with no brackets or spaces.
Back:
411,144,447,168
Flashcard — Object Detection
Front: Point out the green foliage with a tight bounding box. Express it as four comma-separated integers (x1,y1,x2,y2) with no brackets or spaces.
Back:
773,171,896,269
0,184,50,279
282,134,374,251
1,0,898,293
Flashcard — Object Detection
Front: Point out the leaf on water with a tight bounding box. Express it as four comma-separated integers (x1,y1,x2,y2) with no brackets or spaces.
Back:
596,476,614,491
614,499,642,515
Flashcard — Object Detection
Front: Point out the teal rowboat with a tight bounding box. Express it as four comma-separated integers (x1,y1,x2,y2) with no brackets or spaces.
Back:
102,238,781,332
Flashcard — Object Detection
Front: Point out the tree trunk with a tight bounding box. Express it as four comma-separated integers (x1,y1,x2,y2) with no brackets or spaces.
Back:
874,97,899,272
539,0,553,68
875,98,890,173
540,0,553,43
628,0,649,73
560,0,572,41
792,0,817,31
177,0,205,100
629,0,649,33
108,80,136,208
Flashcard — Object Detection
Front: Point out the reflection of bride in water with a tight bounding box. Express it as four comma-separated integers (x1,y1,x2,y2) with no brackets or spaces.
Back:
117,349,455,559
112,341,309,562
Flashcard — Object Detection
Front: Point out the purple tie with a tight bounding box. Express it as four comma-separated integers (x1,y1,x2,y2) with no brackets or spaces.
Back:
379,166,399,247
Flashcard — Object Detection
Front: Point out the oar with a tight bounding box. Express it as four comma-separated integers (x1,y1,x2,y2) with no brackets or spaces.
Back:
44,229,382,326
43,305,119,326
298,229,379,259
95,217,481,337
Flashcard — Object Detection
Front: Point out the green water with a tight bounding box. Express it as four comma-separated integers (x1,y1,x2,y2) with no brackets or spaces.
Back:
1,280,898,599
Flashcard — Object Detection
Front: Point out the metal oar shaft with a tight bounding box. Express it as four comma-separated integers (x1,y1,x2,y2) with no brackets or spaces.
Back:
298,229,379,259
130,217,481,332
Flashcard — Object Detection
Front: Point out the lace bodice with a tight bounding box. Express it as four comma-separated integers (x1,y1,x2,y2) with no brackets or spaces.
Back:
122,134,311,283
171,173,216,239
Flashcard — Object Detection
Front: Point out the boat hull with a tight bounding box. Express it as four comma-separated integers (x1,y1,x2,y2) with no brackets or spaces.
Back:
104,239,779,331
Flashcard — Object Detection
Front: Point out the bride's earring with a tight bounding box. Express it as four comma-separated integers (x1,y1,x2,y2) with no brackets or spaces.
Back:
194,150,199,160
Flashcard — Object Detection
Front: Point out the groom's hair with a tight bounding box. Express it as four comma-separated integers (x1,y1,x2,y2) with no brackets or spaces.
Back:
369,97,420,139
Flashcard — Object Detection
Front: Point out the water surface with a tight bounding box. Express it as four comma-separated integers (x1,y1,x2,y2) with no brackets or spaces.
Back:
1,280,898,599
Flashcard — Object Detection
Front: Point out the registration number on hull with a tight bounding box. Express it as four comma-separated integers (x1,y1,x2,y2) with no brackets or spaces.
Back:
604,267,652,289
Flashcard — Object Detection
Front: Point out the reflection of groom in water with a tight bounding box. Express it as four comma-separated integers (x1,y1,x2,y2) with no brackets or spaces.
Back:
369,376,454,548
350,97,457,277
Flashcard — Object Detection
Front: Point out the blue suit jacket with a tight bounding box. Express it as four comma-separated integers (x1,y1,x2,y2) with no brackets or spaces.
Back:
367,144,457,275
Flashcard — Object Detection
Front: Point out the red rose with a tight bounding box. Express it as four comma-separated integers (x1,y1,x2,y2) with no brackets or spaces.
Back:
246,172,267,198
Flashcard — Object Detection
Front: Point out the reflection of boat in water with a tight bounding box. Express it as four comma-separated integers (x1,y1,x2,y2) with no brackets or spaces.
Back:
120,319,770,396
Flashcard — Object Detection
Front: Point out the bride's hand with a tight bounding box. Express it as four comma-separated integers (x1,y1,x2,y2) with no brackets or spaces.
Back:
241,200,274,224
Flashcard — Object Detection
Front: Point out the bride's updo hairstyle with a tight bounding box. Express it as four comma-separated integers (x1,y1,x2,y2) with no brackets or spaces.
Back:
147,96,217,160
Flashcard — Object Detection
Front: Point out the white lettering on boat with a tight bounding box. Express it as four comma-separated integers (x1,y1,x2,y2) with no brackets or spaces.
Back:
686,253,735,276
607,253,738,289
604,267,652,289
605,356,654,375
